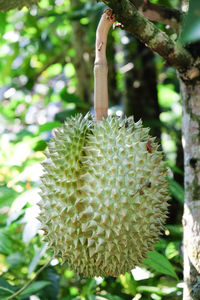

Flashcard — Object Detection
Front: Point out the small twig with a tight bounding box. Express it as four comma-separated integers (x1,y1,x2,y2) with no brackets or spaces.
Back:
7,259,51,300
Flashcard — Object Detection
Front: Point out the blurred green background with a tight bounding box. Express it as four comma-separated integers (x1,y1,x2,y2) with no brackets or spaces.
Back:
1,0,197,299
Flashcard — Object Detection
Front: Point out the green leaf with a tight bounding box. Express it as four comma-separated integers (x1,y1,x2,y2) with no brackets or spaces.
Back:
20,281,51,297
166,225,183,238
0,12,7,35
33,139,47,151
7,253,24,267
157,84,179,108
179,0,200,44
119,273,136,296
59,89,89,109
0,186,18,209
144,251,179,280
167,176,184,204
0,286,14,296
37,121,61,134
93,295,124,300
0,278,15,297
28,244,47,274
0,231,14,255
165,242,179,259
39,266,60,300
137,285,177,296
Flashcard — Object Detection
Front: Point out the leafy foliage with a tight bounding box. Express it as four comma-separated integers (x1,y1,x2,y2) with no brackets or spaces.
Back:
180,0,200,44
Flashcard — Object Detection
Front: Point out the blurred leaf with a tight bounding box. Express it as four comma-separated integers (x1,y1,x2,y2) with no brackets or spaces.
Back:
137,285,177,295
20,281,50,297
7,253,24,267
93,295,124,300
0,286,14,297
165,242,179,259
167,176,184,204
119,273,136,296
82,278,96,296
16,129,34,141
60,89,89,109
0,186,18,208
154,238,168,252
55,109,80,122
166,225,183,238
37,121,61,134
33,139,47,151
39,266,60,300
167,164,184,175
0,230,14,255
28,244,47,274
144,251,179,280
0,12,7,36
0,278,15,297
158,84,179,108
179,0,200,44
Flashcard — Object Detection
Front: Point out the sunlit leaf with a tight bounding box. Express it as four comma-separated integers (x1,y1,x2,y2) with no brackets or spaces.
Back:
158,84,179,108
0,186,18,209
144,251,179,280
0,231,14,255
179,0,200,44
28,243,47,274
165,242,179,259
167,176,184,204
37,121,61,134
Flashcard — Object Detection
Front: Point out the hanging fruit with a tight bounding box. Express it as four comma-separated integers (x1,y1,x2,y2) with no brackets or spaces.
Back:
38,9,170,277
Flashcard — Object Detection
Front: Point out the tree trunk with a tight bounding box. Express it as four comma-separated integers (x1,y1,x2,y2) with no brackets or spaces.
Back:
107,31,120,106
180,77,200,300
70,0,93,105
123,35,161,139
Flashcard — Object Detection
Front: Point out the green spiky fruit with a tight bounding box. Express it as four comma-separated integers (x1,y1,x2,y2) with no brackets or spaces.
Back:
38,114,170,277
0,0,39,10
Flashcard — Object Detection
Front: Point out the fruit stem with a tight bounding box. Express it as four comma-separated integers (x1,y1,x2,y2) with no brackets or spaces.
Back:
94,9,115,121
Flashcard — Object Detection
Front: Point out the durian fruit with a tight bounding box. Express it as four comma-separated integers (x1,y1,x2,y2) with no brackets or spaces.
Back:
38,9,170,277
0,0,39,11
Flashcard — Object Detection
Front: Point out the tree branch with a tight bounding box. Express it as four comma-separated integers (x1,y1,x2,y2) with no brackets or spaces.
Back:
130,0,183,31
101,0,193,73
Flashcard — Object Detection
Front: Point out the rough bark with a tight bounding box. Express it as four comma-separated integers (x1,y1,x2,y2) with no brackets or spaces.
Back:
101,0,193,72
180,78,200,300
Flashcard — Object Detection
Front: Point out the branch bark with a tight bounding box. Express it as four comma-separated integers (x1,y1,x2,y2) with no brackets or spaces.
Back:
101,0,193,72
130,0,183,31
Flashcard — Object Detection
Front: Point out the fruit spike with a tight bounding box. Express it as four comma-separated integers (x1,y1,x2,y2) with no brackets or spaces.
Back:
39,10,170,277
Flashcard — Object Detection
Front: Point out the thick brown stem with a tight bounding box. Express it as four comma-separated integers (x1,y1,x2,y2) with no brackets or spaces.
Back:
94,10,115,121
